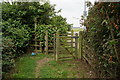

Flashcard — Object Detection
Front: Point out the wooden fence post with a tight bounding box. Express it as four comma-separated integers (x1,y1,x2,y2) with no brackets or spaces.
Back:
82,32,84,60
34,18,37,53
79,31,83,59
53,34,56,60
56,31,59,61
75,33,78,59
34,40,37,53
45,31,48,54
39,41,41,53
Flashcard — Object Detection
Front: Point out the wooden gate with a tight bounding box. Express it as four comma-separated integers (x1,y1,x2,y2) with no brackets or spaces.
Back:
44,30,83,61
55,30,82,61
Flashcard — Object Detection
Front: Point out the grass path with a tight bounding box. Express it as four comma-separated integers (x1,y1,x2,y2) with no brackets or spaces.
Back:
35,57,53,78
10,54,96,78
11,54,47,78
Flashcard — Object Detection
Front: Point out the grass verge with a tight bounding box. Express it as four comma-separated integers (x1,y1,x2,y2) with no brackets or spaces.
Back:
40,60,78,78
72,28,84,32
11,54,46,78
9,53,94,78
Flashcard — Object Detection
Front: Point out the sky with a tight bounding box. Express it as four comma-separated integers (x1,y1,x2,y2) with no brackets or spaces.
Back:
49,0,96,27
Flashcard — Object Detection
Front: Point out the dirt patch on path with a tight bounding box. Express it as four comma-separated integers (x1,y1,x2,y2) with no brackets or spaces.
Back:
35,57,53,78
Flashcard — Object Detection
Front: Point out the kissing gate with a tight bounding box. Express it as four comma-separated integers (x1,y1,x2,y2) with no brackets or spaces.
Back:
45,30,83,61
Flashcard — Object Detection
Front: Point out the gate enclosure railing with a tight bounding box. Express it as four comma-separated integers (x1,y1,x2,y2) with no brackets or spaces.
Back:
45,30,83,61
44,30,116,77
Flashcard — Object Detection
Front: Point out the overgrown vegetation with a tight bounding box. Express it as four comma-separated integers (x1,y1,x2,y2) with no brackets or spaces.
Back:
83,2,120,78
2,2,72,78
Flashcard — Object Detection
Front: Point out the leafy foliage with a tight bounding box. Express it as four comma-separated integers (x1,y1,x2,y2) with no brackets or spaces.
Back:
83,2,120,78
2,2,72,78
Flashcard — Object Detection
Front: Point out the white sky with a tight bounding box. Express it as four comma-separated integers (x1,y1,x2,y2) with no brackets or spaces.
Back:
50,0,96,27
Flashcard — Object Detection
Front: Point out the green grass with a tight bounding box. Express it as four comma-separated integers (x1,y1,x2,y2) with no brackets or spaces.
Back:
72,28,84,32
10,53,87,78
40,60,78,78
12,54,46,78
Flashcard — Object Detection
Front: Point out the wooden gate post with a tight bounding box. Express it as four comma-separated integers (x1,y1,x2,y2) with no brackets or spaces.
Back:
71,30,74,53
75,33,78,59
79,31,83,59
56,31,59,61
71,30,74,47
45,31,48,54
